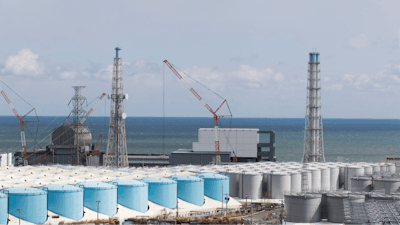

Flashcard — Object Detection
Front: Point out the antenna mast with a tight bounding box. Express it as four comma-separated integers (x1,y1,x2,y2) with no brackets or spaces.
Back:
104,47,129,167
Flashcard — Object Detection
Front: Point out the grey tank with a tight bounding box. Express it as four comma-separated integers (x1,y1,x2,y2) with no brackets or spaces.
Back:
345,166,364,190
350,176,372,192
285,193,322,223
240,173,263,199
327,193,365,223
228,172,240,197
373,178,400,195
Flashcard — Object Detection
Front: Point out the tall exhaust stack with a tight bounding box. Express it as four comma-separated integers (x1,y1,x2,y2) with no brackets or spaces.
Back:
303,52,325,162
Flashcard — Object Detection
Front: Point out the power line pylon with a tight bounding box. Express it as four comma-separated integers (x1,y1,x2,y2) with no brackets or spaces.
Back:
69,86,88,165
302,52,325,162
105,47,128,167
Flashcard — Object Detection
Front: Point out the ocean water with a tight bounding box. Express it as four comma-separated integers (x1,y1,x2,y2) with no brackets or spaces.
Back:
0,116,399,163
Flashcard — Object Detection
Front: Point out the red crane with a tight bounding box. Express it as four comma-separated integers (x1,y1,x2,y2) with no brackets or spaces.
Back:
163,60,232,163
0,86,38,166
80,93,106,124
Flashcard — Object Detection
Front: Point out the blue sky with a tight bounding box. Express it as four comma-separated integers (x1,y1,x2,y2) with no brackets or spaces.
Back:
1,0,400,118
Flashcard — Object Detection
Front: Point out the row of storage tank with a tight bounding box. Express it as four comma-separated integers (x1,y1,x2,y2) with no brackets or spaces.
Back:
285,192,400,223
0,173,229,224
218,162,397,199
0,161,396,224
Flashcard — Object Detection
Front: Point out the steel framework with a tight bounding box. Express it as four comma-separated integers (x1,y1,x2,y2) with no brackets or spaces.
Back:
302,52,325,162
69,86,88,165
104,47,128,167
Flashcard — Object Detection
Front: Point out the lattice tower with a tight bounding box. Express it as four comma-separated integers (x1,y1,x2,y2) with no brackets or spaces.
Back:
69,86,88,165
104,47,128,167
302,52,325,162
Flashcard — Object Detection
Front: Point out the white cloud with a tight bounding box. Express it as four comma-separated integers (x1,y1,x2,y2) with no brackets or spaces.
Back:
326,84,344,91
59,71,77,79
230,65,284,88
348,33,370,49
1,49,44,75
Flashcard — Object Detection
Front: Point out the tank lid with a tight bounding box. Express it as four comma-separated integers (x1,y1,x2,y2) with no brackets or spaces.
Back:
374,177,400,182
43,184,83,192
141,177,177,184
78,182,117,189
170,175,203,182
110,179,148,187
5,187,47,195
198,173,228,180
350,176,372,181
285,193,322,198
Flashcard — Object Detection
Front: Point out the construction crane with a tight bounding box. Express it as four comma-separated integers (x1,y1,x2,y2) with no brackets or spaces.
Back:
163,60,232,163
80,93,106,124
39,153,46,165
0,86,38,166
93,134,102,154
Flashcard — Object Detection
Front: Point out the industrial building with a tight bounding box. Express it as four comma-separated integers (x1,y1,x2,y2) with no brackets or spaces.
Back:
170,128,276,165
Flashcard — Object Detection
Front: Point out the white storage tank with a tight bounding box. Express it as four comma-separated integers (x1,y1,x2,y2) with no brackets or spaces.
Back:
301,170,312,192
270,173,291,199
350,177,372,192
320,168,330,192
388,164,396,174
329,167,339,191
290,172,301,194
240,172,263,199
372,165,381,173
363,165,373,176
310,169,321,192
285,193,322,223
380,164,387,173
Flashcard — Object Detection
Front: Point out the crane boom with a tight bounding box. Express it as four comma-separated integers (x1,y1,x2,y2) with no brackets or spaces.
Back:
0,86,38,166
163,60,232,163
95,134,102,151
80,93,106,124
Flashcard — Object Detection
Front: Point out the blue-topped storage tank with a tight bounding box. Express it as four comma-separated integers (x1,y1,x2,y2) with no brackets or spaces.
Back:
200,173,229,203
79,182,117,217
141,177,177,208
0,192,7,225
171,175,204,206
6,187,47,224
43,184,84,221
110,179,148,213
